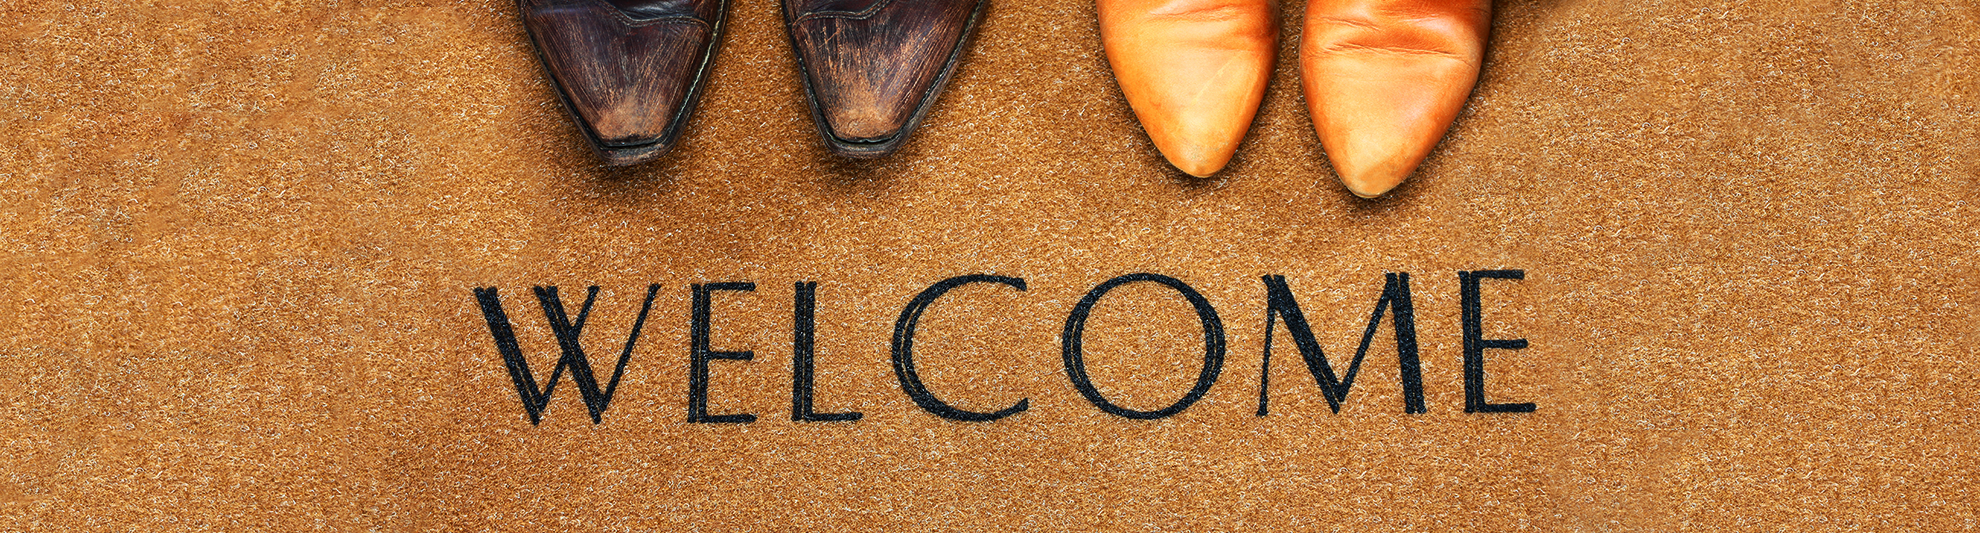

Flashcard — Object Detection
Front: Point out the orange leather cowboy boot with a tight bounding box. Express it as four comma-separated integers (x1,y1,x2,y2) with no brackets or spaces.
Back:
1099,0,1279,177
1301,0,1491,197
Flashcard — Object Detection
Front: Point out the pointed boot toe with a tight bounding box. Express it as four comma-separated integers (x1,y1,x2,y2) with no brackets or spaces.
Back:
1300,0,1490,197
786,0,988,159
521,0,729,165
1100,0,1277,178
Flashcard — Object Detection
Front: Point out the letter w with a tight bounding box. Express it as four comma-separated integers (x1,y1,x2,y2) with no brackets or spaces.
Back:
1256,274,1425,415
472,285,660,425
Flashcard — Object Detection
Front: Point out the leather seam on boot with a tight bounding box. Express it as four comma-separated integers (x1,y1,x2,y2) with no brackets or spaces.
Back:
583,0,713,27
794,0,896,22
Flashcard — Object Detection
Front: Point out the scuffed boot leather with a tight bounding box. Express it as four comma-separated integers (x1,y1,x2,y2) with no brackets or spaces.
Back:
520,0,729,165
785,0,989,158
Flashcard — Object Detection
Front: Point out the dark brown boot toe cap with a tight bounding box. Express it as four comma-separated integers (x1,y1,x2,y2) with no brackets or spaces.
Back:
786,0,987,159
522,0,728,165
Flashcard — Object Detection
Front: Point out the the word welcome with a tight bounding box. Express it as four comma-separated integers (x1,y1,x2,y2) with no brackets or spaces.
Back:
471,271,1535,425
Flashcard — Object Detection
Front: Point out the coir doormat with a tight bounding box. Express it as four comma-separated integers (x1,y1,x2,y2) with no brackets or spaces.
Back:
1,0,1976,530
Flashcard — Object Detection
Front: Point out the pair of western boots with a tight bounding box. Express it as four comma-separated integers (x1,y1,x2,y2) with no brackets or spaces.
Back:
520,0,987,164
1103,0,1492,197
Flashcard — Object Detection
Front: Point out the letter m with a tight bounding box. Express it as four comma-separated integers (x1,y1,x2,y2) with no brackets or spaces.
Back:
1256,274,1425,415
472,285,659,424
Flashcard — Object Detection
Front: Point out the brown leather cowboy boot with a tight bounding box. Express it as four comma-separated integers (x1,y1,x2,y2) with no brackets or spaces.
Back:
520,0,729,165
785,0,989,158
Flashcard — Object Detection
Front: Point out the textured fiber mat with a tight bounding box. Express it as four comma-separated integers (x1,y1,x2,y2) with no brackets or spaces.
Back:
1,0,1976,530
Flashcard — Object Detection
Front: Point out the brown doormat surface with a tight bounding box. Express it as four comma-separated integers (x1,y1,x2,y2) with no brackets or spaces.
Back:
2,0,1976,530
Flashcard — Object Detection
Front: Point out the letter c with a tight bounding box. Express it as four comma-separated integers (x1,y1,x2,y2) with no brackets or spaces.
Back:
891,274,1030,422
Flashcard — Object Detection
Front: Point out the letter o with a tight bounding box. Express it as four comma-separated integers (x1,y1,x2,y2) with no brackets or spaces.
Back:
1062,273,1226,419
